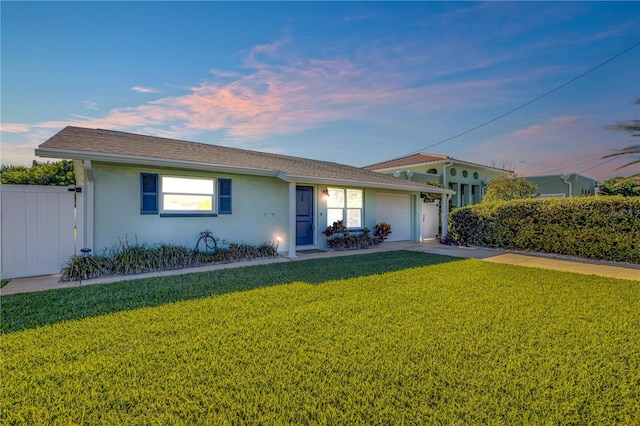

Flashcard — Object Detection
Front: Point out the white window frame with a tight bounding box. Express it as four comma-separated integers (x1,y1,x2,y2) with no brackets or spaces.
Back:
326,187,363,229
160,175,216,214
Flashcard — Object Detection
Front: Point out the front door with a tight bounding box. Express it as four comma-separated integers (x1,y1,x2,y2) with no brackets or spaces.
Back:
296,186,314,245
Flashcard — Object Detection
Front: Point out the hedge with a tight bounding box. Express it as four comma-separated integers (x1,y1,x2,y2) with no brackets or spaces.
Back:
448,196,640,264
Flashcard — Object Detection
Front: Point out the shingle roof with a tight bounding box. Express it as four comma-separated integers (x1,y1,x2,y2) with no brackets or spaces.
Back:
37,127,450,193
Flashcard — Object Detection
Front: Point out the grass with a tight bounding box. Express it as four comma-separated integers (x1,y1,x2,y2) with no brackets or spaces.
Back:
1,251,446,334
2,251,639,423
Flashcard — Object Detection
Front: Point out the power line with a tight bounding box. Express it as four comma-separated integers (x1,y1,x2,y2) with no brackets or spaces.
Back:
406,41,640,155
576,157,619,174
538,156,609,174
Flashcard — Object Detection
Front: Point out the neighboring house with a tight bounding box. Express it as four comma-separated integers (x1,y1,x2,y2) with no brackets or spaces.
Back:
525,173,596,198
35,127,453,258
363,153,506,208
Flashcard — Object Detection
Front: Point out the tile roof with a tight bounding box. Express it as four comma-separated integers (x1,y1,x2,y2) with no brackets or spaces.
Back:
37,127,449,192
363,153,451,170
363,152,508,172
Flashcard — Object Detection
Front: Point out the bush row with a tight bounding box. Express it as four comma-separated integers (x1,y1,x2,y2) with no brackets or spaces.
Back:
322,221,392,250
448,196,640,264
61,241,279,281
325,233,381,250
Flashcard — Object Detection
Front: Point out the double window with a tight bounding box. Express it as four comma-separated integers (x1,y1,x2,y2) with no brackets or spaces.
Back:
140,174,231,216
327,187,363,228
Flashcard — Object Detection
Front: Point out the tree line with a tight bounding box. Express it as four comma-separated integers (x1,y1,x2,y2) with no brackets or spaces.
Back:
1,160,76,186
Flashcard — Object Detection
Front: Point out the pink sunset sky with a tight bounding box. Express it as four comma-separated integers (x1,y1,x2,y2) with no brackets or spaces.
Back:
2,2,639,180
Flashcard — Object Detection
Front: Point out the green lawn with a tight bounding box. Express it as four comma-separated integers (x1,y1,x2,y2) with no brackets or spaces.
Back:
2,251,638,423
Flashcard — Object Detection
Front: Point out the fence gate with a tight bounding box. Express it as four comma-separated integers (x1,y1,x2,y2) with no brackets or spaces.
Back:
421,201,440,241
1,185,77,279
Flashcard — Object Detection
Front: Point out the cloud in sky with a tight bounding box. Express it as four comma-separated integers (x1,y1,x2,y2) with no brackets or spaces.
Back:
2,0,637,180
3,37,522,145
131,86,160,94
464,115,634,179
83,101,99,110
0,123,30,133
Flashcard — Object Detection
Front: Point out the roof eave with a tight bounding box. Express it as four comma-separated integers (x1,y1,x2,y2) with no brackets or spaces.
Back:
35,148,281,178
35,147,453,194
282,174,453,194
370,158,507,173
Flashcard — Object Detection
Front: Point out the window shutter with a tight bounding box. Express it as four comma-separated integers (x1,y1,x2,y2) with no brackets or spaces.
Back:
140,173,158,214
218,178,232,214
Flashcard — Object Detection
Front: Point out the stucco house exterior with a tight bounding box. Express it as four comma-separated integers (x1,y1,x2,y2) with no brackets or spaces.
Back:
525,173,596,198
35,127,453,258
364,153,506,225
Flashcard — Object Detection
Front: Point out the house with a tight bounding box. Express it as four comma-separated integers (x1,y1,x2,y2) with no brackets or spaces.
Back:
35,127,453,258
363,152,507,208
524,173,597,198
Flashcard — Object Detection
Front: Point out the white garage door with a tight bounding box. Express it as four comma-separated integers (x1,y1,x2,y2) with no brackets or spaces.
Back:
376,193,411,242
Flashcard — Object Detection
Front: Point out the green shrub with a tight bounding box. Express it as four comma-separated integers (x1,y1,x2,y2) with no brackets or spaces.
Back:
109,243,160,275
60,240,279,281
60,254,112,281
156,243,198,270
322,221,383,250
322,220,382,250
448,196,640,263
373,222,392,242
325,233,379,250
0,160,75,186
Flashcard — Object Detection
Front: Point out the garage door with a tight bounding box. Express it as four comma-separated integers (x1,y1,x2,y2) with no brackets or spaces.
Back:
376,193,410,242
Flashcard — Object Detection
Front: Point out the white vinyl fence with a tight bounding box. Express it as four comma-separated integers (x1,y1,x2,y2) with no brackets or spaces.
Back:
421,201,440,241
1,185,78,279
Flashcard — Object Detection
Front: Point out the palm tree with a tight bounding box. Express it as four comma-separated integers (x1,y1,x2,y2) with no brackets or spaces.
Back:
602,98,640,172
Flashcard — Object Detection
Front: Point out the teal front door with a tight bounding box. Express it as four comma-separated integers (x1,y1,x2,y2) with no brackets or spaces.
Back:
296,186,314,245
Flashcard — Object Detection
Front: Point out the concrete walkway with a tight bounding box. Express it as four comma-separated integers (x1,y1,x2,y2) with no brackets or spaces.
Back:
2,241,638,296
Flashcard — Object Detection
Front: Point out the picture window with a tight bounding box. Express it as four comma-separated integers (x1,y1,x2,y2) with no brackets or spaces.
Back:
327,187,363,228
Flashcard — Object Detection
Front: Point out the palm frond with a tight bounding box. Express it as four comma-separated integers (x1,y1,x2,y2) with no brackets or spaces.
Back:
612,158,640,171
602,144,640,159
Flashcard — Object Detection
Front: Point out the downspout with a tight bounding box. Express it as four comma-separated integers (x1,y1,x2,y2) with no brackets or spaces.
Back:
442,162,453,188
441,193,449,239
440,162,453,239
561,173,572,198
83,160,94,251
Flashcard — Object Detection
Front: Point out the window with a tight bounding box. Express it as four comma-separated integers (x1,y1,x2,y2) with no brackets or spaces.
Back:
162,176,214,212
140,174,232,216
327,187,363,228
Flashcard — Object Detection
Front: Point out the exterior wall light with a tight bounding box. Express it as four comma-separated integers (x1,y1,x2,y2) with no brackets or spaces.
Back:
322,188,330,199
